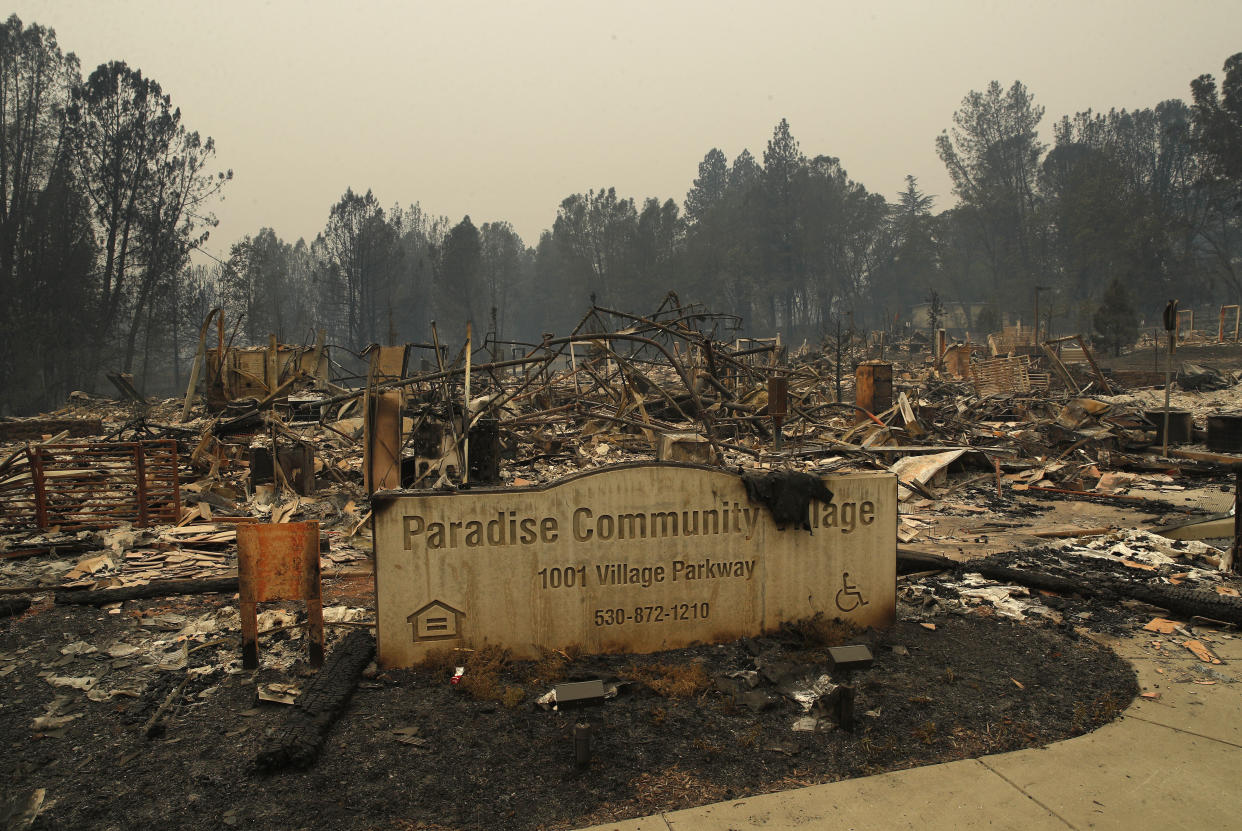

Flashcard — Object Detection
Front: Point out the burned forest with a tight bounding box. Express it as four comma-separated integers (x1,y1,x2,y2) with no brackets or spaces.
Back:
3,10,1242,831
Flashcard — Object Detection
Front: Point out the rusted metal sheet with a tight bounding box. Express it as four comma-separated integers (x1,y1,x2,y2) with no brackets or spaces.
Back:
237,521,324,668
0,440,181,531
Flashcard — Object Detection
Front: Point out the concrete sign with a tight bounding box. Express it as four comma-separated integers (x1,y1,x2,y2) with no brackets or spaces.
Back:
372,464,896,667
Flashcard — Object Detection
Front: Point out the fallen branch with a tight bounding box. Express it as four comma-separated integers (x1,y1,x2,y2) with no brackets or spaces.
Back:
144,676,190,739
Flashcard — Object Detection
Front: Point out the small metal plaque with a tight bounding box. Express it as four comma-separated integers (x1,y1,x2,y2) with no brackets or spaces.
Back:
827,644,874,671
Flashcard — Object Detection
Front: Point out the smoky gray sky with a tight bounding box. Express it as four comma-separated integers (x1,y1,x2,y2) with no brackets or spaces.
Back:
12,1,1241,261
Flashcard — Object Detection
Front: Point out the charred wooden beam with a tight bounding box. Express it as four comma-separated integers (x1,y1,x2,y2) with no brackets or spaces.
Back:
253,629,376,771
56,577,239,607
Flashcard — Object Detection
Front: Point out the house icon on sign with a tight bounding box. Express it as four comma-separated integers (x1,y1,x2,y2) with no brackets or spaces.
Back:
407,600,465,642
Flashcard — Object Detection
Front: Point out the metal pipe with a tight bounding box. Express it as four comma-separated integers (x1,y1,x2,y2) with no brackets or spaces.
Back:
573,723,592,768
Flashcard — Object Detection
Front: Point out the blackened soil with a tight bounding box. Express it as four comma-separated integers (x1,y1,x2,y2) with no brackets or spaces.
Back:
0,605,1136,831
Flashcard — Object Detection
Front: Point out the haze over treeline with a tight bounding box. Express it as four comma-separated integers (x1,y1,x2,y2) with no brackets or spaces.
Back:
1,14,1240,415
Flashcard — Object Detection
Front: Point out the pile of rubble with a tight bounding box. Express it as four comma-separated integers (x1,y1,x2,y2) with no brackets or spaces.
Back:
1,297,1240,600
3,298,1242,831
904,529,1242,628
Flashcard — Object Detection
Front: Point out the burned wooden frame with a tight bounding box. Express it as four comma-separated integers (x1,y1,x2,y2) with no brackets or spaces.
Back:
0,440,182,531
1041,335,1112,396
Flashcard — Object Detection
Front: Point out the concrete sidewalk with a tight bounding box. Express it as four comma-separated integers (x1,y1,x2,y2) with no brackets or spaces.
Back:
579,630,1242,831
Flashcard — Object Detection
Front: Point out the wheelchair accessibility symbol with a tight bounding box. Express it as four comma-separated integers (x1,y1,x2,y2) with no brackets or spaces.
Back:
835,572,869,612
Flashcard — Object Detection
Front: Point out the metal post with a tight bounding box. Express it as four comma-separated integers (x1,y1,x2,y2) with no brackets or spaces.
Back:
134,444,149,528
573,723,592,768
430,321,461,481
1163,336,1172,458
568,340,580,397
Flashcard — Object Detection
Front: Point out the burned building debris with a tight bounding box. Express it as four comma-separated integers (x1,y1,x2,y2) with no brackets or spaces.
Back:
3,294,1241,616
2,296,1242,830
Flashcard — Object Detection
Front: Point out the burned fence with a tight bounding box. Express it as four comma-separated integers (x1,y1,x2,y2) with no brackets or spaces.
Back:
0,440,182,531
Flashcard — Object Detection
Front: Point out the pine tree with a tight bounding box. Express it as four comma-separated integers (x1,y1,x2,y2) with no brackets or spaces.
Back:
1091,277,1138,357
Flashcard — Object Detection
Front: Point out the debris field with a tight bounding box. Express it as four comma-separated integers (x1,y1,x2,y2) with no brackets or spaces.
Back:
3,298,1242,830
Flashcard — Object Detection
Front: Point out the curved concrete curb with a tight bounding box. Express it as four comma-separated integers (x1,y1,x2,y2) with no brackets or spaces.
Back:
578,630,1242,830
